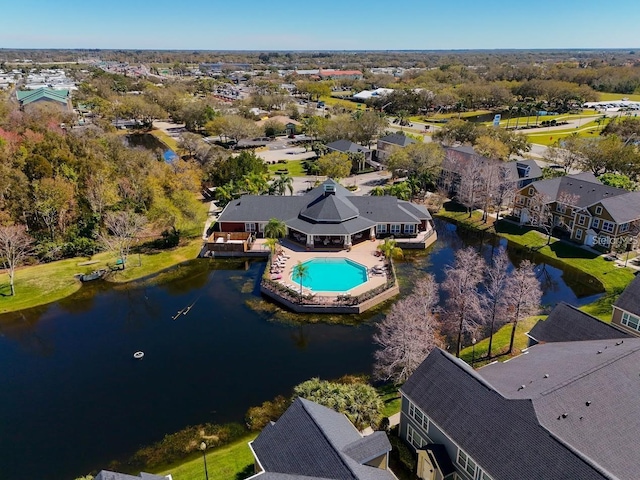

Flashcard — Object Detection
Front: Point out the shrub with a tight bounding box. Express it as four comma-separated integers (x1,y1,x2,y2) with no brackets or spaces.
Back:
128,422,246,469
245,395,291,431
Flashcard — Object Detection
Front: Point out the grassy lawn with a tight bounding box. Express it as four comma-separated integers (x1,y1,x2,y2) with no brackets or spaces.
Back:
268,159,308,177
378,383,401,418
0,239,203,314
320,95,360,110
422,109,492,121
525,120,605,145
436,206,636,323
157,434,257,480
151,129,179,151
598,92,640,102
459,316,542,367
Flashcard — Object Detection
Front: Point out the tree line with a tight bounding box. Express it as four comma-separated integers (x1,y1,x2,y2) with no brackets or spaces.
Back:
374,247,542,384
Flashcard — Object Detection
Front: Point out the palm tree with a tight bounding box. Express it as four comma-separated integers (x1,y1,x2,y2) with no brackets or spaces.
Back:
273,173,294,195
264,217,287,239
265,237,278,255
292,261,310,302
377,237,403,263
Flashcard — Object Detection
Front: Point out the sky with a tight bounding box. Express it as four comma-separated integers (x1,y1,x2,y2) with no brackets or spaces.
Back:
0,0,638,51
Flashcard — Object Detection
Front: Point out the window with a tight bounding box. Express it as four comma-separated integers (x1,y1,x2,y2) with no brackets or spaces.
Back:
376,224,387,234
404,224,416,234
516,196,524,205
556,204,566,214
592,218,600,229
578,215,586,226
528,187,534,195
575,228,583,240
408,400,430,431
457,449,477,476
621,312,640,332
595,205,603,215
602,221,615,233
620,223,630,232
390,224,401,234
245,223,256,233
406,424,426,449
258,223,265,233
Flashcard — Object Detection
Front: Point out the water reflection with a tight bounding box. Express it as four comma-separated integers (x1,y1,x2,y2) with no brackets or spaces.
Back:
0,219,602,480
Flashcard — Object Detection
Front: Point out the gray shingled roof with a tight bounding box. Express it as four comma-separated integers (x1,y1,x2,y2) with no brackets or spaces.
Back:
614,274,640,316
401,349,607,480
598,191,640,224
301,195,360,223
527,302,630,344
527,174,626,207
251,398,393,480
95,471,167,480
287,216,375,235
444,147,542,182
216,180,429,234
378,134,416,147
349,197,428,223
481,339,640,480
327,140,371,154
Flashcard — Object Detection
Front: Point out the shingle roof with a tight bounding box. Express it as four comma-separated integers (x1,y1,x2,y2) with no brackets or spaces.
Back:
527,302,630,344
251,398,393,480
598,191,640,224
402,349,607,480
378,134,416,147
444,147,542,181
95,471,167,480
216,180,429,234
326,140,371,154
614,275,640,316
481,339,640,480
527,174,626,207
301,195,360,223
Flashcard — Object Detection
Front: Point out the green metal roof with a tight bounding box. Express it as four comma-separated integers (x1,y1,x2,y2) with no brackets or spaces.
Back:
17,88,69,106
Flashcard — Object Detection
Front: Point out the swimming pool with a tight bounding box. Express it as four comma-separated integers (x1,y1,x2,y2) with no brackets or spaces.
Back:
291,258,368,292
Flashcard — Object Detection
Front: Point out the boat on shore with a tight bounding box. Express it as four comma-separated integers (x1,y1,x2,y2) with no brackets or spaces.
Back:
79,269,108,282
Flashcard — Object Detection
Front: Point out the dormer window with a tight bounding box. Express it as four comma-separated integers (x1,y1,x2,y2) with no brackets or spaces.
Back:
595,206,603,215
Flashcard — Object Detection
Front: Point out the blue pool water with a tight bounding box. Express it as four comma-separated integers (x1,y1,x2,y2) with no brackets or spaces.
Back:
291,258,368,292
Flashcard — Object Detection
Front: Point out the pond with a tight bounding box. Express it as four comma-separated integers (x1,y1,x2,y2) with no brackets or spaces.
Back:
125,134,178,163
0,220,602,480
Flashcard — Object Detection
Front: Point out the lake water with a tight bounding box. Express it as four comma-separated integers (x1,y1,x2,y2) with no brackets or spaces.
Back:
0,220,602,480
125,134,177,163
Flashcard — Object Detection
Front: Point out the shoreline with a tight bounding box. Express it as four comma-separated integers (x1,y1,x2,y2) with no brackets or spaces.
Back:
0,239,203,315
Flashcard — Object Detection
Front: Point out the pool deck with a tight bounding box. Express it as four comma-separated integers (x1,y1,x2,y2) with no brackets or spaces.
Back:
265,239,390,299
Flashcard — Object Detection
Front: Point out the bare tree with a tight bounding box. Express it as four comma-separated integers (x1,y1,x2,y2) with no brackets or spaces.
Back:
491,165,517,221
0,225,34,296
373,275,442,384
504,260,542,354
442,247,486,357
455,156,484,218
482,248,510,359
101,211,147,268
523,191,579,245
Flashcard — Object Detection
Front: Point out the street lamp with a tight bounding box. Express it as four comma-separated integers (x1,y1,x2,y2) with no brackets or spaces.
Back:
200,442,209,480
471,338,477,368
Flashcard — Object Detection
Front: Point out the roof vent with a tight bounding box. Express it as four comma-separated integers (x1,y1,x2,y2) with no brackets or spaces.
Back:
518,385,526,391
562,413,568,419
324,183,336,195
597,350,602,354
616,340,624,346
586,401,591,406
544,374,549,378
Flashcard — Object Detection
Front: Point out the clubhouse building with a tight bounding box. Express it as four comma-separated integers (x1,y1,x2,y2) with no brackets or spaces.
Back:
212,179,436,250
